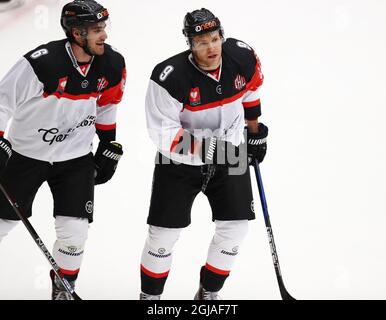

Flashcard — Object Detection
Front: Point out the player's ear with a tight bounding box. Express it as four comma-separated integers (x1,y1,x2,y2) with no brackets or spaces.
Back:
72,28,81,40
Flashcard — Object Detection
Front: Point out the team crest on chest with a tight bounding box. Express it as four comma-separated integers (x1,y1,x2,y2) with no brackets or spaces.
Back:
189,87,201,106
56,76,68,94
234,74,246,91
97,77,109,92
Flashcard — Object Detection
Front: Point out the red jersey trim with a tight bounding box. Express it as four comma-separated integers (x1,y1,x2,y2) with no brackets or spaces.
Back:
0,131,4,137
205,263,230,276
243,99,261,108
141,264,169,279
59,268,80,276
95,123,116,130
183,63,262,112
43,91,99,100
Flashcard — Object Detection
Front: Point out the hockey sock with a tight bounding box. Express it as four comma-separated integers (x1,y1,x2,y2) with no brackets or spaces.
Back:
141,265,169,296
52,216,88,280
50,268,79,283
200,264,229,292
140,225,182,295
203,220,249,291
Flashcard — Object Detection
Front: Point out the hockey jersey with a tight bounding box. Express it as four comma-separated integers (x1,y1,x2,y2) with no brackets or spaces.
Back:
145,38,263,165
0,39,126,162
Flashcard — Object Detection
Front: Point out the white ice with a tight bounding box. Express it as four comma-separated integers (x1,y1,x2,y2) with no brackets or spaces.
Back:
1,0,386,300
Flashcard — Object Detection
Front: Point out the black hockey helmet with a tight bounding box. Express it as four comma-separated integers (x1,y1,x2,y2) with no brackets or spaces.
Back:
61,0,109,39
182,8,223,44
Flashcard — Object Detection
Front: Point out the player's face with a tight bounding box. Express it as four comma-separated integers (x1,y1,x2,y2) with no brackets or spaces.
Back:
191,31,222,70
86,21,108,55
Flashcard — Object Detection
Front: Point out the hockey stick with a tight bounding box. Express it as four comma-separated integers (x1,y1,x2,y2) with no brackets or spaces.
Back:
252,160,295,300
0,182,81,300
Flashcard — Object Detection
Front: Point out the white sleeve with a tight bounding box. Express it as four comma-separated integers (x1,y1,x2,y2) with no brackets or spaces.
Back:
96,104,117,130
0,57,43,133
145,79,184,153
242,86,262,108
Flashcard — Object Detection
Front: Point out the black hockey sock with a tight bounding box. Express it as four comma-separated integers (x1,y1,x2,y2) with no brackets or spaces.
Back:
141,269,168,295
200,265,229,292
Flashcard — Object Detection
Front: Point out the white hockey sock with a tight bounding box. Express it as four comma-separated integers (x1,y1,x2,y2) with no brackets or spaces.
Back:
141,225,182,277
206,220,249,273
52,216,88,275
0,218,19,243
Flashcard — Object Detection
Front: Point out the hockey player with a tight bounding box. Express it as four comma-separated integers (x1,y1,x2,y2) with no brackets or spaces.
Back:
140,8,268,300
0,0,125,299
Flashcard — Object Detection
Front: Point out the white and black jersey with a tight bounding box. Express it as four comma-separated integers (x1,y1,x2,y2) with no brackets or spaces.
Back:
0,39,126,162
145,38,263,166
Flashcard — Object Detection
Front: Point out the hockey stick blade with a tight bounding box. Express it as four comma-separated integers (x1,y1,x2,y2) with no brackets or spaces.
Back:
0,182,82,300
278,277,295,300
252,160,296,300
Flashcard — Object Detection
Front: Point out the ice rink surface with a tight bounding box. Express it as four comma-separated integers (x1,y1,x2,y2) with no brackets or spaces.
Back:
1,0,386,300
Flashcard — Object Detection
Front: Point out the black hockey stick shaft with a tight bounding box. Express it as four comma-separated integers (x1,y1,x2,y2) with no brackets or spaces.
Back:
0,182,81,300
252,160,295,300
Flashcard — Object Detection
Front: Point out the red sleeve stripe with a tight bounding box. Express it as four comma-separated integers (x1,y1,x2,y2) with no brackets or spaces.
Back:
95,123,116,130
59,268,80,276
0,131,4,137
247,56,264,92
141,264,169,279
243,99,261,108
43,92,99,100
170,128,185,152
205,263,230,276
97,68,126,107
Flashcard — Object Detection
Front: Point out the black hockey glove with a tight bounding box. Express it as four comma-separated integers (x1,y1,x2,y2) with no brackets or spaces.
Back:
247,123,268,164
94,141,123,185
0,137,12,173
199,137,238,166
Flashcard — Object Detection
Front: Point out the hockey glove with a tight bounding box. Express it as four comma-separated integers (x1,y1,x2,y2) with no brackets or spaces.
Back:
94,141,123,185
0,137,12,173
247,122,268,164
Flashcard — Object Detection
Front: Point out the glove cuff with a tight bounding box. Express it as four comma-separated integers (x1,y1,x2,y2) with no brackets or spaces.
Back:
96,141,123,161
